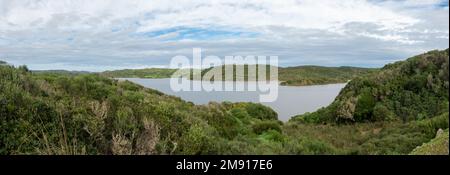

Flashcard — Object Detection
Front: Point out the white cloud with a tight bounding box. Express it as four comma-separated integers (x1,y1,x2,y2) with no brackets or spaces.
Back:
0,0,448,71
1,0,418,32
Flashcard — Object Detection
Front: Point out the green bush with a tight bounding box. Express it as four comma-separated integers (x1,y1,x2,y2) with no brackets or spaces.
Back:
286,137,337,155
177,123,218,155
354,88,376,121
373,103,395,121
244,103,278,120
259,130,285,142
252,120,282,134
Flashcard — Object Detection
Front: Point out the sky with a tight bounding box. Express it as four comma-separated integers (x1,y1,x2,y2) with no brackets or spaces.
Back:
0,0,448,72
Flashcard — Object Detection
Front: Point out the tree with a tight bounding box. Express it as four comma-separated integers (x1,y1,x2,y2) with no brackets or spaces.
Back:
18,65,29,73
373,103,394,121
354,89,376,121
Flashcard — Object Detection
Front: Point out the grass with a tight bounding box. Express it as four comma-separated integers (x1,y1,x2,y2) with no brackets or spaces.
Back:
410,129,449,155
284,112,449,155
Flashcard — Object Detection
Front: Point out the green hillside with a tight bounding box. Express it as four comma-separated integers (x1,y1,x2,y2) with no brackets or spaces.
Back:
279,66,375,86
1,49,448,155
190,64,277,81
285,49,449,154
284,112,448,155
292,49,449,123
0,63,315,155
101,65,373,86
410,129,449,155
192,64,374,86
32,70,91,76
101,68,179,79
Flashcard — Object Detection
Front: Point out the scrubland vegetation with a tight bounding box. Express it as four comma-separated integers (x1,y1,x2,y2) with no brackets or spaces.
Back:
410,129,449,155
0,64,291,154
0,49,448,155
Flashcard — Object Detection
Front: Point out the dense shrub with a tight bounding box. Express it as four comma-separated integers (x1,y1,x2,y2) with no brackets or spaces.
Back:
244,103,278,120
252,120,282,134
292,49,449,124
354,88,376,121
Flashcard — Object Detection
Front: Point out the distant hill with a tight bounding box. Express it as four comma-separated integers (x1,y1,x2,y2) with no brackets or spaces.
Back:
190,64,278,81
278,66,375,86
188,64,374,86
292,49,449,123
101,68,179,79
103,64,374,86
32,70,91,75
0,60,7,65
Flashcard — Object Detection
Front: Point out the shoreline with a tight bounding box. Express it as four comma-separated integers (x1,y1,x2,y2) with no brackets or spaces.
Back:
116,77,350,87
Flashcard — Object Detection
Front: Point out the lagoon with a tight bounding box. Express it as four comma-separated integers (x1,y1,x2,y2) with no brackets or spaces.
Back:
123,78,345,122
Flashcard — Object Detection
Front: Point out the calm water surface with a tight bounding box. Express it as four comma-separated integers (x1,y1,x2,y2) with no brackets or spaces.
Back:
122,78,345,122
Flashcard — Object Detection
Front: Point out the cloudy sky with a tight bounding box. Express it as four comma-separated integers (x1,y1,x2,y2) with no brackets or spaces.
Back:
0,0,448,71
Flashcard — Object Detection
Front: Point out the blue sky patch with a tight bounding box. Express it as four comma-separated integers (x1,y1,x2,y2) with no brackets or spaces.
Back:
437,0,449,8
139,27,259,41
